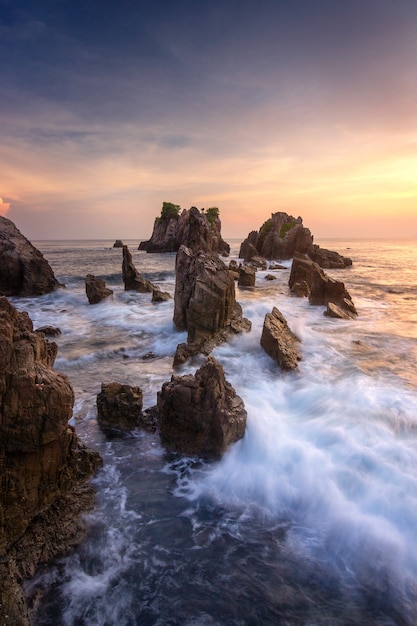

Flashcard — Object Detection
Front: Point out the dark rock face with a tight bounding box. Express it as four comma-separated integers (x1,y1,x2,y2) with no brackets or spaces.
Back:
0,296,102,624
113,239,124,248
97,382,144,432
157,357,247,458
35,325,62,337
139,206,230,255
85,274,113,304
151,287,171,302
0,215,62,296
289,254,357,317
260,307,301,371
239,212,352,267
238,264,256,287
122,245,154,292
173,246,251,364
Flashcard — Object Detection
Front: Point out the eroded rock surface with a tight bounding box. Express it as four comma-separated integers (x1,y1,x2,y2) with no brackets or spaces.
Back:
97,382,145,432
0,216,62,296
157,357,247,458
122,245,155,292
85,274,113,304
260,307,301,371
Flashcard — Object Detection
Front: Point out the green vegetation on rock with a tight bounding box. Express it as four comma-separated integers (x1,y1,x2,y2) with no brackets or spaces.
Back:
279,221,296,238
157,202,181,224
206,207,219,225
260,219,272,235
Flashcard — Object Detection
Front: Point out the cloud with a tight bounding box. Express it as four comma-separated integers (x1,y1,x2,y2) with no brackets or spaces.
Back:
0,197,11,216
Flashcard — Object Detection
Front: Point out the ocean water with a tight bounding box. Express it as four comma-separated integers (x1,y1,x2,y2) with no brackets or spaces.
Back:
11,238,417,625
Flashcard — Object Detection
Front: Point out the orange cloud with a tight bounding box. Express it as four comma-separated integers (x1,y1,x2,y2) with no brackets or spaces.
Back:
0,197,11,216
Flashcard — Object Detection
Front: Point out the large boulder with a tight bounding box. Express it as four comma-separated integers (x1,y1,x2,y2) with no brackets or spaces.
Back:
173,246,251,364
260,307,301,371
85,274,113,304
139,204,230,255
122,245,154,292
96,382,144,432
0,296,102,624
289,254,357,317
157,357,247,458
0,215,62,296
238,264,256,287
239,212,352,267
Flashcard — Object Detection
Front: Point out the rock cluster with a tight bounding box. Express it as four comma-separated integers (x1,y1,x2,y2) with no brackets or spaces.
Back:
289,254,357,318
0,216,62,296
0,296,102,624
260,307,301,371
139,205,230,255
239,212,352,268
173,246,251,365
157,357,247,458
85,274,113,304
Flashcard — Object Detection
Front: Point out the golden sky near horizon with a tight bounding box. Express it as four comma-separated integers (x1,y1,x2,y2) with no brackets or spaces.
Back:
1,1,417,240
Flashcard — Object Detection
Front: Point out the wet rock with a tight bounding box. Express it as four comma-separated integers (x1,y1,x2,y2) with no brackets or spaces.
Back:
152,287,171,302
0,296,102,624
238,264,256,287
122,245,154,292
85,274,113,304
325,301,357,320
35,325,62,337
0,215,63,296
265,274,277,281
307,244,352,269
96,382,145,432
290,279,311,298
260,306,301,371
157,357,247,458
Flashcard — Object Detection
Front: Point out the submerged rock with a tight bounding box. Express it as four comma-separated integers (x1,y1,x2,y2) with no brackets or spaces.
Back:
157,356,247,458
260,306,301,371
85,274,113,304
0,296,102,624
0,215,63,296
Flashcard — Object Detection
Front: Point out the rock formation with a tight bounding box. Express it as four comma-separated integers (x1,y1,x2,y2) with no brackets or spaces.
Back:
113,239,124,248
97,382,147,432
239,212,352,268
157,357,247,458
0,296,102,624
238,264,256,287
260,307,301,371
85,274,113,304
173,246,251,365
151,287,171,302
139,204,230,255
122,245,155,292
289,254,357,318
0,215,62,297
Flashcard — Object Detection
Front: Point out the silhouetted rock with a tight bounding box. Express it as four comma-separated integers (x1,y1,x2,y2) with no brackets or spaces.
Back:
139,204,230,255
157,357,247,458
0,215,63,296
0,296,102,624
96,382,146,432
122,245,154,292
173,246,251,365
113,239,124,248
85,274,113,304
260,307,301,371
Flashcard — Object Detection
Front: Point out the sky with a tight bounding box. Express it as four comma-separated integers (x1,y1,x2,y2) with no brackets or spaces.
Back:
1,0,417,241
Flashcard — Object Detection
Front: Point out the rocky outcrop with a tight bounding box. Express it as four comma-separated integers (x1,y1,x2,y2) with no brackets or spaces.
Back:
85,274,113,304
97,382,144,432
238,264,256,287
157,357,247,458
0,296,102,624
122,245,154,292
239,212,352,268
113,239,124,248
139,205,230,255
151,287,171,302
289,254,357,318
260,307,301,371
173,246,251,365
35,325,62,337
0,215,62,297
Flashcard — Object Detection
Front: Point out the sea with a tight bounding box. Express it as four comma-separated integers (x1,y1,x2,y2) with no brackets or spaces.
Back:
9,238,417,626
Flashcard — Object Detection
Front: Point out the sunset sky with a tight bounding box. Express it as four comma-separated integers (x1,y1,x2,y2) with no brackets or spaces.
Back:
1,0,417,240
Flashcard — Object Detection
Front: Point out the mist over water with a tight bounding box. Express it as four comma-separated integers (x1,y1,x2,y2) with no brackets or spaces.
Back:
13,239,417,625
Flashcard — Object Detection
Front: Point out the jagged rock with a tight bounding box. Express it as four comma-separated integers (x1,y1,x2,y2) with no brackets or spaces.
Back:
0,296,102,624
260,306,301,371
122,245,154,292
239,212,352,267
289,254,357,316
0,215,63,296
35,325,62,337
265,274,277,281
139,205,230,255
325,301,357,320
85,274,113,304
157,357,247,458
173,246,251,365
113,239,124,248
152,287,171,302
228,259,239,272
96,382,146,432
243,243,267,270
290,279,311,297
238,264,256,287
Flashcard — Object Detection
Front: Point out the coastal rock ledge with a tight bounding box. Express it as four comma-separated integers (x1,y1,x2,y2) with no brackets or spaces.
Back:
0,296,102,625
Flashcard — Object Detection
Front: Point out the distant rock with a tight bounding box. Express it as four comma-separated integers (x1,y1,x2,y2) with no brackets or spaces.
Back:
239,212,352,268
139,204,230,255
97,382,149,432
238,264,256,287
289,254,357,317
0,296,102,624
260,306,301,371
35,325,62,337
122,245,155,292
0,215,63,296
85,274,113,304
173,246,251,365
157,356,247,458
113,239,124,248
